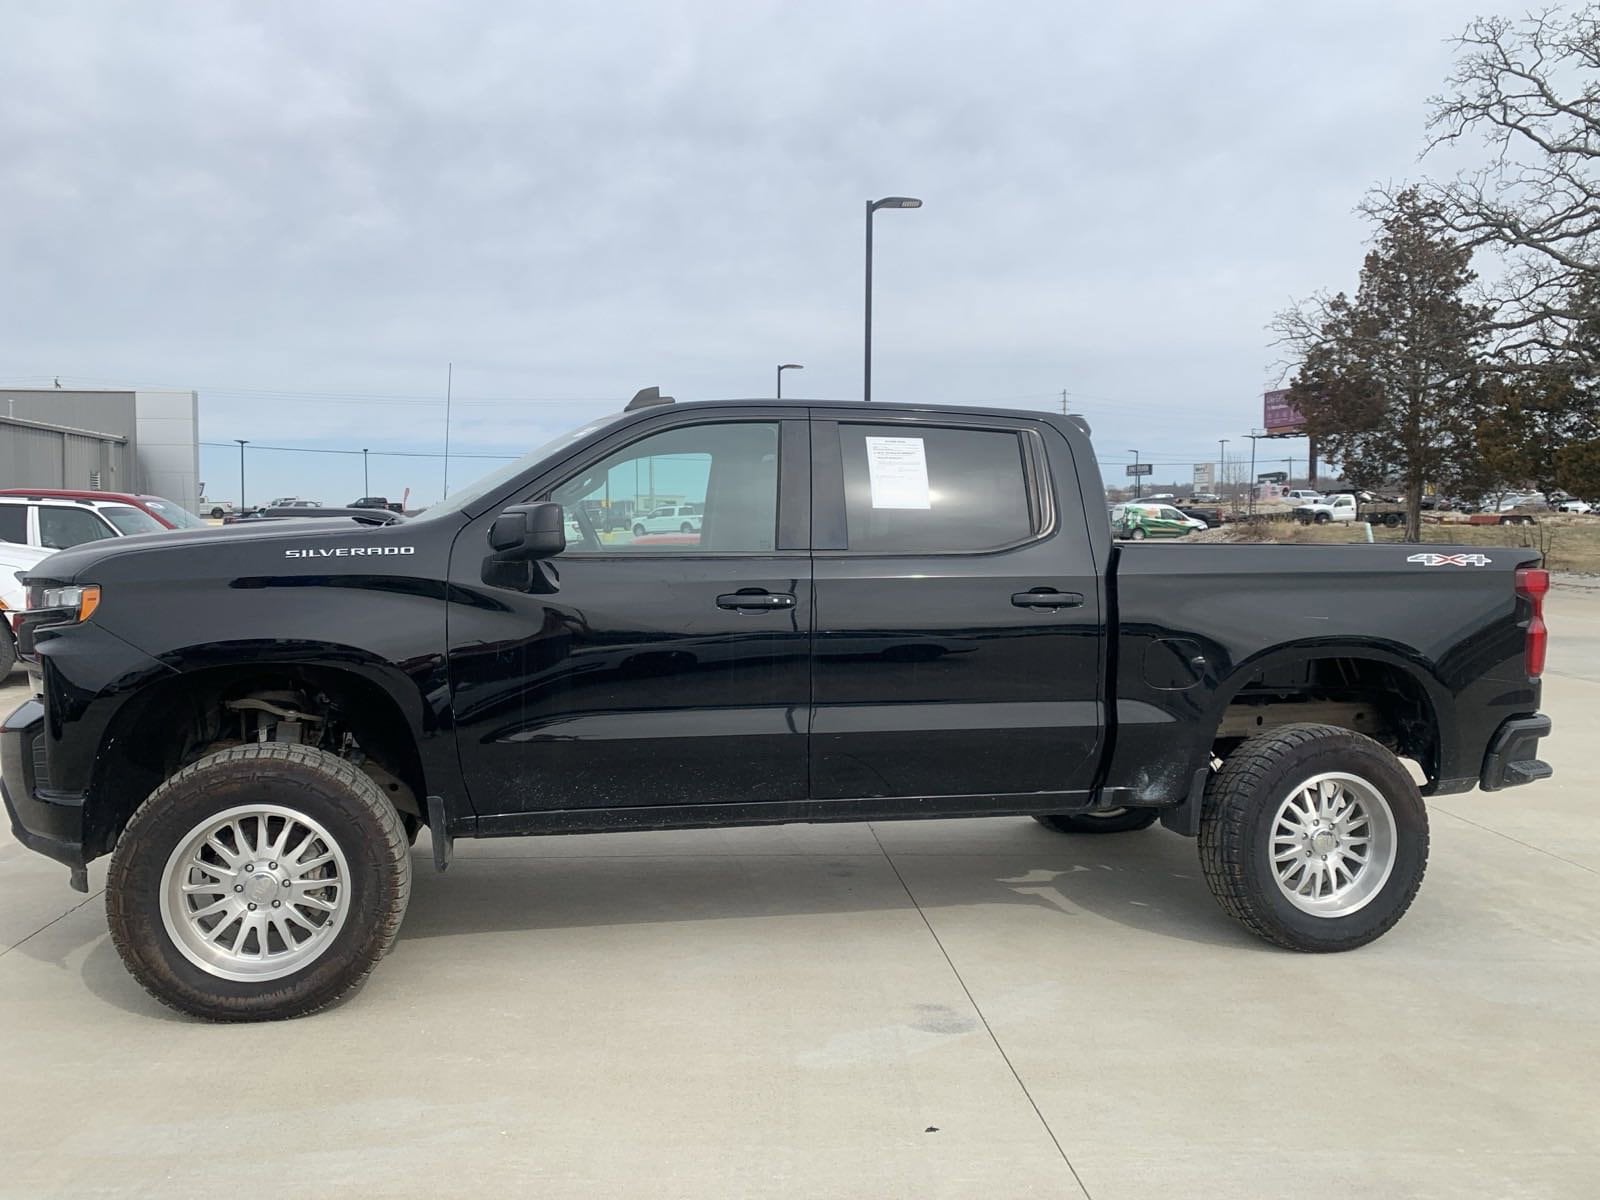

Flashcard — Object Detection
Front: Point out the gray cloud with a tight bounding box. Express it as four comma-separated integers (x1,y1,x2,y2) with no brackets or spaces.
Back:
1,0,1492,499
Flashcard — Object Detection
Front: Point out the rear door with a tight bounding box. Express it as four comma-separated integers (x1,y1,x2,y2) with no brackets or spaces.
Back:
809,415,1104,802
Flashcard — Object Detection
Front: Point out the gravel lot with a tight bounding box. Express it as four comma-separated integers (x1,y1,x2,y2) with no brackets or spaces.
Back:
2,593,1597,1198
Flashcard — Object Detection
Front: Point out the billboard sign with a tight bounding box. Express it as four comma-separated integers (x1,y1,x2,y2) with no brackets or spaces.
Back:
1192,463,1214,488
1125,463,1153,476
1263,388,1307,435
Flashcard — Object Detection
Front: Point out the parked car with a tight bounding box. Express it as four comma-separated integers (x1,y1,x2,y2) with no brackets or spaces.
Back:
1285,489,1323,503
1,397,1553,1020
1120,502,1206,539
1295,494,1359,524
351,496,405,513
0,541,54,674
0,492,171,550
197,497,235,519
631,504,703,535
1186,492,1222,504
1556,499,1593,514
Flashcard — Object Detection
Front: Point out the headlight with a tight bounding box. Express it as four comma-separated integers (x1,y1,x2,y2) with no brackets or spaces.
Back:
37,584,101,623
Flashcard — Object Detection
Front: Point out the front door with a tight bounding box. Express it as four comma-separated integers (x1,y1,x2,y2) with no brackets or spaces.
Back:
809,417,1104,802
448,413,811,818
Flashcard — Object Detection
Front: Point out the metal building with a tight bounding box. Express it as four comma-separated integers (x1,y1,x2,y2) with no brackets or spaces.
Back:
0,388,200,511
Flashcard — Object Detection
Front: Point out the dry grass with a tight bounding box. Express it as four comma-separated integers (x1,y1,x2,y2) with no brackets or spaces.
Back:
1193,513,1600,572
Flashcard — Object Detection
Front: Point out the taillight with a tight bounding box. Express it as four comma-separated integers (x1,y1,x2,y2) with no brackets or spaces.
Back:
1515,566,1549,678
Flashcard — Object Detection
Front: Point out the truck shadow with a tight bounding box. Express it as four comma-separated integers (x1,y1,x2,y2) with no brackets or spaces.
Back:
397,820,1265,952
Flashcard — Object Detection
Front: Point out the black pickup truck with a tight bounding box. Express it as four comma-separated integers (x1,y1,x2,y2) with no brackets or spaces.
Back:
2,396,1553,1021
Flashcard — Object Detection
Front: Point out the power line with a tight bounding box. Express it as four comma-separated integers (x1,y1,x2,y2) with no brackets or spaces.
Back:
199,440,516,461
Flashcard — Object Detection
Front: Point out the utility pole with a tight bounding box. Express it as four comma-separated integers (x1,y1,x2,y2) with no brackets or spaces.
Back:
1060,388,1069,416
442,362,454,498
1219,439,1230,505
234,439,248,510
362,448,370,498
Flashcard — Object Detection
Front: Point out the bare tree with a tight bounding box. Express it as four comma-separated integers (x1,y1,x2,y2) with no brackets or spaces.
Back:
1422,7,1600,359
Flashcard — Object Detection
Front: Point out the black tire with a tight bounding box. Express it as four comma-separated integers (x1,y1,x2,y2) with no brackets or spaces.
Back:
632,523,647,537
210,507,225,519
1384,513,1403,527
1198,724,1428,952
1131,527,1147,540
106,743,411,1021
0,628,15,676
1034,807,1160,834
680,522,694,533
1314,512,1330,524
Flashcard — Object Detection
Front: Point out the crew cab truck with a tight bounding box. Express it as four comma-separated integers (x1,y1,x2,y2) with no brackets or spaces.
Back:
1,396,1553,1021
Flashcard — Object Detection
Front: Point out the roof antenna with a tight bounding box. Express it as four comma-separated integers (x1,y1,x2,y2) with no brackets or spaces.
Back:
625,386,675,412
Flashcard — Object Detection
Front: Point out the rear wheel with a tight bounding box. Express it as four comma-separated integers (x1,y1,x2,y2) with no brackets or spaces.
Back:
106,743,411,1021
1314,512,1331,524
680,522,694,533
1198,724,1427,952
1035,808,1160,834
1131,527,1147,540
632,523,647,536
210,507,225,519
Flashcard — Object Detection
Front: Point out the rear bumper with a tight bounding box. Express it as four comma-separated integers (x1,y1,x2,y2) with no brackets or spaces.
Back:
1480,713,1553,791
1,698,87,871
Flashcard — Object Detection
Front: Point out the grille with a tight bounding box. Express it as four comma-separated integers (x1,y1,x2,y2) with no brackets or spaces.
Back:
30,733,50,792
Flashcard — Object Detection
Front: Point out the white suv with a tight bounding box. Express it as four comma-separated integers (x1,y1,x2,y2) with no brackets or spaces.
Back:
0,496,166,550
631,505,703,536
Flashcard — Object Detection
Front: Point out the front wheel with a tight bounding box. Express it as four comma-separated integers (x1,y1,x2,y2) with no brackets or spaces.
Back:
632,523,647,537
106,743,411,1021
680,522,694,533
210,507,225,519
1199,724,1427,952
1034,808,1160,834
1314,512,1331,524
1131,527,1147,540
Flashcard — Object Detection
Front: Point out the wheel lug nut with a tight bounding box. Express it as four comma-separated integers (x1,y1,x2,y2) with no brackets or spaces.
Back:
248,902,257,910
271,900,281,908
282,878,292,887
245,864,254,872
269,862,278,869
234,884,244,893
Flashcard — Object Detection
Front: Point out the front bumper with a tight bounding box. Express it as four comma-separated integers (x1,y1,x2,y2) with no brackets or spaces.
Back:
1480,713,1553,791
1,698,88,878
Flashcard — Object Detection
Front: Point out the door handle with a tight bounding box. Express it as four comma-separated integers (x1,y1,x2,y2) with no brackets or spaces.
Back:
1011,589,1084,609
717,591,797,611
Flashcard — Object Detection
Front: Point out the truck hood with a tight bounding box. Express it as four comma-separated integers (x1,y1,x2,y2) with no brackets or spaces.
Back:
22,517,406,583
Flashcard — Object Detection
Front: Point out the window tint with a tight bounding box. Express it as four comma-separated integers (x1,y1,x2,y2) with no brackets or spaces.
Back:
143,498,206,529
100,505,166,535
0,504,24,544
840,424,1033,553
39,506,115,549
551,422,780,553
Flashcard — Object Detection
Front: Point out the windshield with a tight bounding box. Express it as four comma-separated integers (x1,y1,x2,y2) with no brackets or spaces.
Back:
407,410,630,521
140,498,207,529
100,505,167,535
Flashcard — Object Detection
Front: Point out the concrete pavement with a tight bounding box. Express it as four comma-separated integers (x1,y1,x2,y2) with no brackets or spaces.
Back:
2,594,1597,1198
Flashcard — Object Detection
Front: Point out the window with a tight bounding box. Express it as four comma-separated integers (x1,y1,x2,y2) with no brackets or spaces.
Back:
142,498,207,529
99,505,166,535
840,424,1035,554
551,422,780,553
38,506,116,549
0,504,24,544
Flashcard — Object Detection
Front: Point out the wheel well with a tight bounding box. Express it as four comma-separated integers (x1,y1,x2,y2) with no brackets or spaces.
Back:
85,665,426,860
1213,656,1440,785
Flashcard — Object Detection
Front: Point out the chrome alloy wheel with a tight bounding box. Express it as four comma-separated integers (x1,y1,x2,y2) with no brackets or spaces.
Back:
1269,772,1397,918
160,804,352,981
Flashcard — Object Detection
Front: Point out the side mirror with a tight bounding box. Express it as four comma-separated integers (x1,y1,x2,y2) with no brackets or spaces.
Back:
487,502,566,560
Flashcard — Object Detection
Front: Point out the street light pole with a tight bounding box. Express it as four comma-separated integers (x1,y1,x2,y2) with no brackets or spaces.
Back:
1219,438,1230,505
363,448,370,498
776,363,803,399
234,439,248,510
1129,449,1141,499
864,196,922,402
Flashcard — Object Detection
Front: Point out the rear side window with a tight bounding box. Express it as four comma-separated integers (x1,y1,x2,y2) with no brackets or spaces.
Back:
0,504,24,544
840,424,1034,553
38,506,115,549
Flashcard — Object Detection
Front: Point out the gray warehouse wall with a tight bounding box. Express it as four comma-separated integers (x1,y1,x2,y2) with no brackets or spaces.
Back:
134,390,200,512
0,388,200,510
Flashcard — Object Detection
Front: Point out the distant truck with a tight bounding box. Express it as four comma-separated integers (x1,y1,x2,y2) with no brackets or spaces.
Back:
351,496,404,514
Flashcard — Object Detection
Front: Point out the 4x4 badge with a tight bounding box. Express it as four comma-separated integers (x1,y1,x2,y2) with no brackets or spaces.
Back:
1406,552,1491,567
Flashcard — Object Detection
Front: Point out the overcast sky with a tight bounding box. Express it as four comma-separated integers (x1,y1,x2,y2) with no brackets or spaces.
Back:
1,0,1498,504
